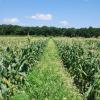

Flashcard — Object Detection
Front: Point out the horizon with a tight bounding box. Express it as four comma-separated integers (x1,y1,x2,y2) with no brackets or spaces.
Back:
0,0,100,28
0,24,100,29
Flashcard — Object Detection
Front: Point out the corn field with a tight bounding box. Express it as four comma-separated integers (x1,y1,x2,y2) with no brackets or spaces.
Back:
0,37,100,100
0,37,47,100
55,38,100,100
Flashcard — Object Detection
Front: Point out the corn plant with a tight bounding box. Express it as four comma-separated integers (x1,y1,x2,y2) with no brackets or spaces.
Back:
0,38,47,100
55,39,100,100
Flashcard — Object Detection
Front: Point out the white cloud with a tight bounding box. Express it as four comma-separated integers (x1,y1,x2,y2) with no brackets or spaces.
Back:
60,20,69,26
59,20,71,28
3,18,19,24
28,13,53,21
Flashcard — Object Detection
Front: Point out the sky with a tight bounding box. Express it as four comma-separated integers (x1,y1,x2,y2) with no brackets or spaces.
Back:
0,0,100,28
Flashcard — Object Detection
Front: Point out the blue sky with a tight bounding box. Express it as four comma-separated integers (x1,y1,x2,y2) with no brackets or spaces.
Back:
0,0,100,28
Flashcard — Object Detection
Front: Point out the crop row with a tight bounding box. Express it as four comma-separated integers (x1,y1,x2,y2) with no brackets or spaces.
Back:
55,39,100,100
0,38,47,100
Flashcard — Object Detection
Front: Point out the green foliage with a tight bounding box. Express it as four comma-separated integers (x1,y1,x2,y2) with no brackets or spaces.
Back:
0,38,46,100
0,25,100,37
25,39,84,100
56,38,100,99
11,91,29,100
1,37,100,100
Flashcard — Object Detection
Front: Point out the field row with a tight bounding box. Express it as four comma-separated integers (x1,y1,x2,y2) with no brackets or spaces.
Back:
0,37,100,100
0,37,47,100
55,38,100,99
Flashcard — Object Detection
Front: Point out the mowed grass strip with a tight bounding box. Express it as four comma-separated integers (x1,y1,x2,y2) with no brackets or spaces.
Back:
27,39,85,100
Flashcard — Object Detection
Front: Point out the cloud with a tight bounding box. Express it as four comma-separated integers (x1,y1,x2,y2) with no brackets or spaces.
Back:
28,13,53,21
60,20,69,25
59,20,71,28
3,18,19,24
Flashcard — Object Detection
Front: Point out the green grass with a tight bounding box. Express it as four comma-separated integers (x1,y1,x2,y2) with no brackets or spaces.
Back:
11,91,29,100
5,38,85,100
26,39,84,100
1,37,99,100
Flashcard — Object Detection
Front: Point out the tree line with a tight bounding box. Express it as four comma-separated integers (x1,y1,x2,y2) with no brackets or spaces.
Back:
0,24,100,37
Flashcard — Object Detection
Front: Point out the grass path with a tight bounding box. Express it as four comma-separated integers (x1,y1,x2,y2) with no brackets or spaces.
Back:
27,39,84,100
